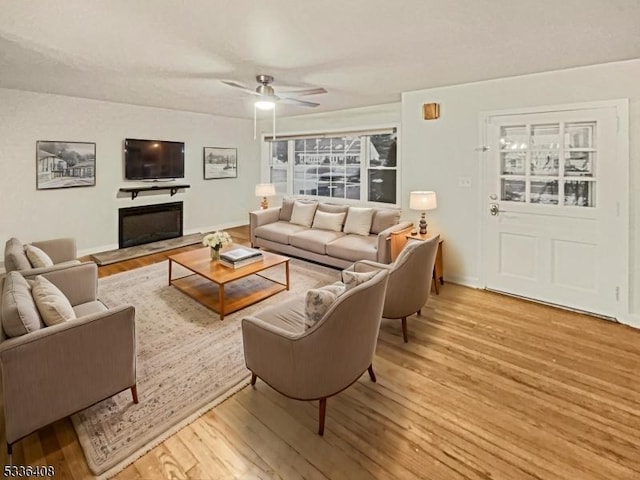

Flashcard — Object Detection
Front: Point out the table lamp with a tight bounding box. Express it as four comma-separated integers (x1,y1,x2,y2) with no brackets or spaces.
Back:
409,191,437,234
255,183,276,209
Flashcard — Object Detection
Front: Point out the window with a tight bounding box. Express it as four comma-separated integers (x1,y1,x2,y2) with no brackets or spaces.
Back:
267,128,398,204
499,122,596,207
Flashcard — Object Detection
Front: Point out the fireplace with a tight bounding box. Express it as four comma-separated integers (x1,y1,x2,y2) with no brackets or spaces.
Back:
119,202,183,249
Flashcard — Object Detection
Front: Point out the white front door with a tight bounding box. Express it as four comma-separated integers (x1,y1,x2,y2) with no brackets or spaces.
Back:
482,103,627,318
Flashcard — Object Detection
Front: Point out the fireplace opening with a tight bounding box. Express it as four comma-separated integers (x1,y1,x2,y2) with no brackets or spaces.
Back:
119,202,183,249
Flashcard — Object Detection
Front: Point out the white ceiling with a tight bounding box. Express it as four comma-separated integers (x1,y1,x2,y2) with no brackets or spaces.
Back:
1,0,638,119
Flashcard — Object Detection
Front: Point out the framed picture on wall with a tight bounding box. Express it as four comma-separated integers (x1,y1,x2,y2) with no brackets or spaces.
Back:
36,141,96,190
203,147,237,179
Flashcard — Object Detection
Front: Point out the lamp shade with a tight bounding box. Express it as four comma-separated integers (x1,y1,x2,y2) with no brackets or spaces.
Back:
409,191,437,211
255,183,276,197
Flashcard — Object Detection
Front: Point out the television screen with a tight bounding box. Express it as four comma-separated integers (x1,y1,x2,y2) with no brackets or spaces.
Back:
124,139,185,180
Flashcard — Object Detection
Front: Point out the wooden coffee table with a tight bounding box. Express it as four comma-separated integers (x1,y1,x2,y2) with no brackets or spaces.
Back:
168,247,289,320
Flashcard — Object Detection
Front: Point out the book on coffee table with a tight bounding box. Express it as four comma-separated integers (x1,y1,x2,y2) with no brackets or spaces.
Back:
219,255,264,269
220,247,263,263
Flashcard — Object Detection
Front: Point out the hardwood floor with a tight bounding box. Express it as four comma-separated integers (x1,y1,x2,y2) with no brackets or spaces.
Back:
3,226,640,479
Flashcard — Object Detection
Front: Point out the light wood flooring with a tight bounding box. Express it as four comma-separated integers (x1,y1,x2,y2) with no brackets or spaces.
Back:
2,226,640,479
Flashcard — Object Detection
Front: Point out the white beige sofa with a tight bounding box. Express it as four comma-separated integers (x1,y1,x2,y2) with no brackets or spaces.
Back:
250,199,412,268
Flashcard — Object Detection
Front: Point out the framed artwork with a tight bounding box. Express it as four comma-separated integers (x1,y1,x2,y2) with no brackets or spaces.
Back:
36,141,96,190
203,147,237,179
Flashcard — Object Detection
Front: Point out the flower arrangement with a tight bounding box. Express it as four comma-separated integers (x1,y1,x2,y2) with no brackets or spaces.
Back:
202,231,232,250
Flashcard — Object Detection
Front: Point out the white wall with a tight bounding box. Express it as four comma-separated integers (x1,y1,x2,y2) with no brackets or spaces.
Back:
0,88,260,257
401,59,640,321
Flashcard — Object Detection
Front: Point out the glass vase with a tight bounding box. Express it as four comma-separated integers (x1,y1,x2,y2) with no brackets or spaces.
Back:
210,246,221,261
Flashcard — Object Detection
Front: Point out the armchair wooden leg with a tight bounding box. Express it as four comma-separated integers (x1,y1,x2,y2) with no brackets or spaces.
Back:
318,398,327,436
131,385,139,404
250,372,257,386
401,317,408,343
417,308,422,316
367,364,377,383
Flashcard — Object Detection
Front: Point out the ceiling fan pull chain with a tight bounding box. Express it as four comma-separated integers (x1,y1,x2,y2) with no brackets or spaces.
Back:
272,106,276,140
254,104,257,140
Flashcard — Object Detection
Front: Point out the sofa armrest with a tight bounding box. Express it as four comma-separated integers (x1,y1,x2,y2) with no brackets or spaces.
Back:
351,259,392,274
0,304,136,444
376,221,413,264
249,207,281,245
40,262,98,305
241,316,297,389
31,237,77,264
19,260,83,281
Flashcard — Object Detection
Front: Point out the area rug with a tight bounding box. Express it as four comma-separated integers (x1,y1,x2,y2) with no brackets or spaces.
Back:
71,258,340,478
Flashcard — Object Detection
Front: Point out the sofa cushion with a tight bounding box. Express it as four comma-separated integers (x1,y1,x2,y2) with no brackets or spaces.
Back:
341,270,378,290
25,244,54,268
279,197,295,221
32,276,76,326
4,238,31,272
252,295,308,335
343,207,374,236
290,229,345,255
325,234,378,262
371,208,401,234
254,221,307,245
317,203,349,215
1,271,43,338
73,300,108,318
311,211,346,232
290,201,318,227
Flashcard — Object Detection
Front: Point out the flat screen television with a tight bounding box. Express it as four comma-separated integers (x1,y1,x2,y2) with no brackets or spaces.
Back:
124,138,185,180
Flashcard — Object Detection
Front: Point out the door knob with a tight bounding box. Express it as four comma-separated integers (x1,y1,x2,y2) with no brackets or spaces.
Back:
489,203,500,216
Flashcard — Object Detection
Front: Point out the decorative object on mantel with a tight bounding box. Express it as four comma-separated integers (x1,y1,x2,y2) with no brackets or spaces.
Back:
255,183,276,209
423,103,440,120
204,147,237,179
203,231,232,260
409,191,437,234
36,141,96,190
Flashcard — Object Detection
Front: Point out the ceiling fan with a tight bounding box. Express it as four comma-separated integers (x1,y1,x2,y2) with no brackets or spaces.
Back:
222,74,327,110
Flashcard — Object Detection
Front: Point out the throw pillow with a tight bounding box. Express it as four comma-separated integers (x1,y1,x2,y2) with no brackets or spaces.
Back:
32,275,76,326
25,244,54,268
311,211,346,232
343,207,374,236
279,197,295,221
342,269,378,290
4,238,31,272
304,289,337,327
1,271,43,337
371,208,401,234
290,201,318,227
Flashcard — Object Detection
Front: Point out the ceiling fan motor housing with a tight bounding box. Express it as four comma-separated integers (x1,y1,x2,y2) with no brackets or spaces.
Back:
256,75,276,97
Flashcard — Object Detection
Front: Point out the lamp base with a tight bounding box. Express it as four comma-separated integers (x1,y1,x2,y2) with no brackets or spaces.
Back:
260,197,269,209
419,212,427,235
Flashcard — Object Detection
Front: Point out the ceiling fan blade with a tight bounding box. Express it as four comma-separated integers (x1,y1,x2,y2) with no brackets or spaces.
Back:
221,80,260,96
279,87,328,97
280,97,321,108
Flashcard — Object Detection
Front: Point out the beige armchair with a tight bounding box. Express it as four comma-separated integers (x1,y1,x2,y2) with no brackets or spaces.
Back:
0,263,137,456
3,237,81,278
347,234,440,342
242,269,389,435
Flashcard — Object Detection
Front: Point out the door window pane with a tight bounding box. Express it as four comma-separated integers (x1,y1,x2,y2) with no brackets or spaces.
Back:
531,151,559,176
501,152,526,175
564,180,595,207
565,122,595,148
531,124,560,150
530,180,559,205
565,152,594,177
502,179,526,202
500,126,527,150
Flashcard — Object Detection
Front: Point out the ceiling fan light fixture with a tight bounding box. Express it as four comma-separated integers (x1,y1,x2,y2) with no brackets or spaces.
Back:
255,99,276,110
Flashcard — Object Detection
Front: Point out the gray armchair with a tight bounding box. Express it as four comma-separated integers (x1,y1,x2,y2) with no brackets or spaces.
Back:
0,262,137,456
242,269,389,435
3,237,81,278
347,235,440,342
